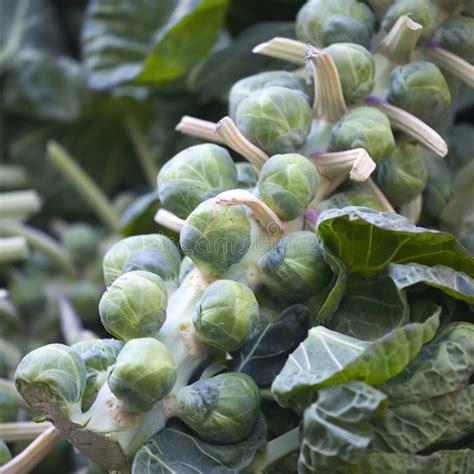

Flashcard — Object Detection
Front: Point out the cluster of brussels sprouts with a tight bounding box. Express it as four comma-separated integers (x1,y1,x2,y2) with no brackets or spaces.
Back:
10,0,474,472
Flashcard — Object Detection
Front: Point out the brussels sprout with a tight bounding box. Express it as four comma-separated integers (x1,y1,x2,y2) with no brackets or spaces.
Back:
387,62,451,127
375,140,428,207
102,234,181,287
236,162,258,191
322,43,375,105
257,154,320,221
194,280,259,351
0,386,18,422
60,223,100,265
434,15,474,63
71,339,123,411
176,373,260,444
0,439,11,466
328,107,395,163
235,87,312,156
228,70,310,120
422,153,454,217
260,231,332,301
66,281,102,323
157,144,238,219
315,188,384,213
108,338,176,412
382,0,436,42
296,0,375,48
15,344,86,412
180,200,251,276
99,271,168,341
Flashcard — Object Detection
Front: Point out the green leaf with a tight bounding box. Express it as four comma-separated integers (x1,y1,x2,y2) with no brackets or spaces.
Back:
329,273,410,340
187,22,295,101
389,263,474,305
317,207,474,276
272,312,440,413
118,191,161,236
299,382,387,473
4,51,91,122
82,0,229,90
230,305,309,386
131,415,267,474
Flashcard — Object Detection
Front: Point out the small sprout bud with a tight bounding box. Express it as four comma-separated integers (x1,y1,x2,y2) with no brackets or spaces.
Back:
260,231,333,301
194,280,259,351
328,107,395,163
180,199,251,276
108,338,176,413
99,271,168,341
157,144,238,219
258,154,320,221
235,87,312,156
102,234,181,287
296,0,375,48
15,344,86,413
176,373,261,444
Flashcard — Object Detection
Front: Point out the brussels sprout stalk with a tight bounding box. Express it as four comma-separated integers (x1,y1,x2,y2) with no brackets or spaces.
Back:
0,190,41,220
0,236,28,263
0,421,52,442
424,44,474,88
366,96,448,157
253,37,306,65
306,46,348,121
175,115,225,144
375,15,423,65
362,178,396,213
154,208,185,233
216,117,269,169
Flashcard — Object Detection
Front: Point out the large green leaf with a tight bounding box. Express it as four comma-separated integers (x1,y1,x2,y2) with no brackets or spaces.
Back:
4,51,90,122
230,305,309,387
317,207,474,277
187,22,295,101
272,312,440,413
131,415,266,473
329,273,410,340
299,382,387,473
389,263,474,305
82,0,229,90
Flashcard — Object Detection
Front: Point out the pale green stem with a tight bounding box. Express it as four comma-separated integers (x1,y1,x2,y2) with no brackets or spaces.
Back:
374,15,423,64
253,37,306,65
124,116,158,188
216,117,269,169
58,296,93,345
0,190,41,220
0,221,74,275
423,45,474,89
1,426,61,474
0,164,29,190
363,178,396,213
260,388,274,401
0,422,53,442
0,236,28,263
246,428,300,473
175,116,225,144
47,141,120,232
154,209,185,233
399,195,422,223
306,46,347,121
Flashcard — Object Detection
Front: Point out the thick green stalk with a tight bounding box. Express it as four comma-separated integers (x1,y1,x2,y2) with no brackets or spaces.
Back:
0,236,28,263
0,422,53,442
47,141,120,232
0,190,41,220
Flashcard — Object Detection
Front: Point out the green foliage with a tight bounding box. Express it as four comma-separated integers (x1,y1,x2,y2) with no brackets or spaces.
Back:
434,15,474,63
